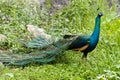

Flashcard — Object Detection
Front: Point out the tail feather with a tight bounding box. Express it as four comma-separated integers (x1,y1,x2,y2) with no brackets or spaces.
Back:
0,38,75,66
26,37,52,49
0,51,56,66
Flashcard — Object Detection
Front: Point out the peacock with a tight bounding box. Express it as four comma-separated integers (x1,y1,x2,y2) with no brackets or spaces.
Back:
64,12,103,59
0,12,103,66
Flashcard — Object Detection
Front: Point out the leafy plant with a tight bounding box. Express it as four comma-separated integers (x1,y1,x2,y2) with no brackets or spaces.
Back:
0,0,119,80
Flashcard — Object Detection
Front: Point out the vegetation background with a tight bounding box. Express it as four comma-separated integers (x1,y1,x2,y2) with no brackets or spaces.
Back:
0,0,120,80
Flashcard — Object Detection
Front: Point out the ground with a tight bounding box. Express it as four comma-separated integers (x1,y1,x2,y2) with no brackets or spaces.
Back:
0,0,120,80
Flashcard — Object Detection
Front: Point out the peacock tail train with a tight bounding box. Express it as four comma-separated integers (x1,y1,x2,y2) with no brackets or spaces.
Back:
0,37,77,66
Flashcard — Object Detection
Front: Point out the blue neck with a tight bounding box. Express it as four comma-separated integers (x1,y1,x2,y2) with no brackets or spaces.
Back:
91,16,101,44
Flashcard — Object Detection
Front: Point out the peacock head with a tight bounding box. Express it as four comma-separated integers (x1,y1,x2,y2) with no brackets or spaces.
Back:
98,12,103,17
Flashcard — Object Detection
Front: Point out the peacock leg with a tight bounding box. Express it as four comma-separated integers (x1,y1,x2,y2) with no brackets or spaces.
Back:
82,52,88,61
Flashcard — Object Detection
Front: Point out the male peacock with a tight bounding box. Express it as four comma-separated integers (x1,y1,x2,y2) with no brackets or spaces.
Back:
64,12,103,59
0,12,103,66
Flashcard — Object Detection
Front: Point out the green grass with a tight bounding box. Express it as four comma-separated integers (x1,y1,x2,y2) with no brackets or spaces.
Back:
0,0,120,80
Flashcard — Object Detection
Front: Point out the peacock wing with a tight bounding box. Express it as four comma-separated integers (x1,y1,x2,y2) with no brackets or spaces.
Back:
63,34,78,39
68,34,90,51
